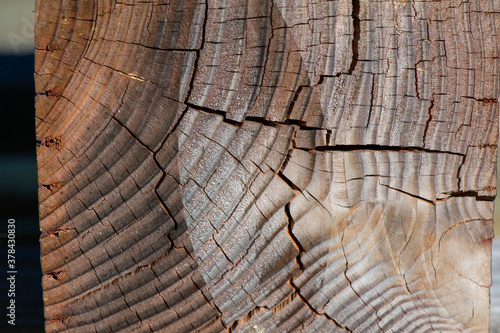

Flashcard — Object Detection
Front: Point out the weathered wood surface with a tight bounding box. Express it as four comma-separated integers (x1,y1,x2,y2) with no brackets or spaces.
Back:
492,239,500,332
35,0,499,332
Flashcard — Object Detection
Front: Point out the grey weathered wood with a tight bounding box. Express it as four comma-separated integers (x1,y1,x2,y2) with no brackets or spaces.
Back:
35,0,498,332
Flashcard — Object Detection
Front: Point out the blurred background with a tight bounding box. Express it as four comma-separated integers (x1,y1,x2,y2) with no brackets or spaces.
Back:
0,1,43,332
0,0,498,332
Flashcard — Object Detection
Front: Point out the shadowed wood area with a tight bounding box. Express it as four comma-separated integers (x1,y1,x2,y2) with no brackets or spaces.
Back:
35,0,499,332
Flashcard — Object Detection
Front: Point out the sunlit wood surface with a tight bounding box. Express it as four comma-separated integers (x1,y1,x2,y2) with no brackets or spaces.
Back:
492,240,500,333
35,0,498,332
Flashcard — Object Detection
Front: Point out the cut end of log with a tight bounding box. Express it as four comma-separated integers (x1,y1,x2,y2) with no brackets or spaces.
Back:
35,0,498,332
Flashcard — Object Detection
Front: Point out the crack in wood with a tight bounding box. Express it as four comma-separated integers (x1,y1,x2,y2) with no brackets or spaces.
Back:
401,274,411,294
196,130,251,173
456,151,467,191
191,277,229,330
348,0,360,74
379,183,435,205
185,0,208,103
288,279,353,332
284,203,304,270
228,306,269,332
45,315,68,330
35,0,498,330
309,144,464,156
436,190,495,202
366,73,376,128
42,228,77,238
340,231,384,332
44,271,63,282
461,96,498,104
438,219,485,254
276,171,302,194
110,116,185,252
285,84,306,120
117,105,189,254
39,183,60,191
116,282,145,327
186,102,326,131
422,97,434,146
253,0,275,108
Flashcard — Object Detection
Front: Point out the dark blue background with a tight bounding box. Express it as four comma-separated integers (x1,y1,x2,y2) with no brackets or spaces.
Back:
0,53,44,332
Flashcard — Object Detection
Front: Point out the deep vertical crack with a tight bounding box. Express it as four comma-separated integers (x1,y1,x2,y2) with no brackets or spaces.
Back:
185,0,208,103
348,0,360,74
456,151,467,191
414,62,421,100
422,97,434,146
285,85,306,120
253,0,275,107
325,129,332,145
142,0,208,247
366,73,375,128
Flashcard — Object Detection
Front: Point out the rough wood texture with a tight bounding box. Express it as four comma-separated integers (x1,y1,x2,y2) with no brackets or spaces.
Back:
35,0,498,332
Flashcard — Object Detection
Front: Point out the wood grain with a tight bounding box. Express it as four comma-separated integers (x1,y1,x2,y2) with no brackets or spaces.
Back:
35,0,499,332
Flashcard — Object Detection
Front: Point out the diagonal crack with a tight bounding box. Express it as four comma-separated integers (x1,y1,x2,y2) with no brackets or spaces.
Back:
288,279,352,332
378,183,435,205
191,277,229,330
276,171,302,194
111,109,188,254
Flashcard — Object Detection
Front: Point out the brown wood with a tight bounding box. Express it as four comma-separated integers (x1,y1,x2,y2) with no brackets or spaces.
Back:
35,0,499,332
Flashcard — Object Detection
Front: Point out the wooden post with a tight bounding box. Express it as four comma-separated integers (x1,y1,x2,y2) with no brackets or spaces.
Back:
35,0,498,332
